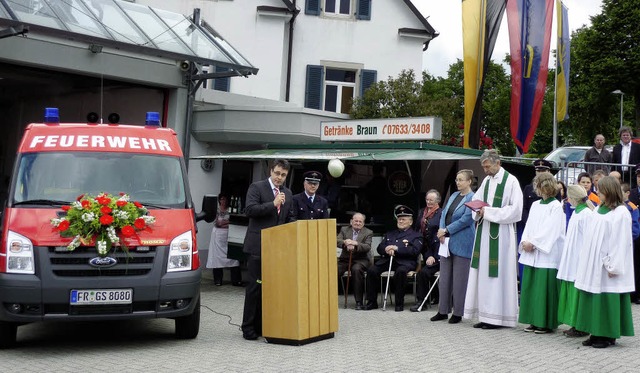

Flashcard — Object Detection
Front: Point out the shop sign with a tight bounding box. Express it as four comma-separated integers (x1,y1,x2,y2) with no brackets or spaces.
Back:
321,117,442,142
388,171,412,196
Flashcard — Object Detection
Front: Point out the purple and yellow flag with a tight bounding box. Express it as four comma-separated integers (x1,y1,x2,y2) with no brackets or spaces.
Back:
462,0,507,149
507,0,554,154
556,0,570,121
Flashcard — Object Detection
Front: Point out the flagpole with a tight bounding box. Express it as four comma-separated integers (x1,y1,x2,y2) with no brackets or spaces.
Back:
553,50,558,150
552,0,559,150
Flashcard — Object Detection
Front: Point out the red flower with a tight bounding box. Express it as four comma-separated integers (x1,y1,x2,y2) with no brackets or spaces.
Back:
96,196,111,205
76,194,85,201
121,225,135,237
100,206,112,214
58,220,70,231
61,205,71,211
116,200,127,207
99,215,113,225
134,217,146,229
134,201,142,208
81,200,91,209
119,192,125,196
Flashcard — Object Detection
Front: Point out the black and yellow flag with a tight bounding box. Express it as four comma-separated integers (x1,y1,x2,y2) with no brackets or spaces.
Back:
462,0,507,149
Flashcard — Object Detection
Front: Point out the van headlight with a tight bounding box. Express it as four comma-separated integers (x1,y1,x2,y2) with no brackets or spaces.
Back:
167,231,192,272
6,231,35,274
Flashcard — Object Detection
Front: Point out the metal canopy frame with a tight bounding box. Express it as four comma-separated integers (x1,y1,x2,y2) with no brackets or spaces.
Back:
0,0,258,77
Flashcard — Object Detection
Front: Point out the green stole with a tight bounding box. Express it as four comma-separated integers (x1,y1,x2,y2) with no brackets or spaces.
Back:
471,170,510,278
574,203,588,214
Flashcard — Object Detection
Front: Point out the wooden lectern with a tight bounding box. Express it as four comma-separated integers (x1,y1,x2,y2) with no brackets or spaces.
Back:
261,219,339,345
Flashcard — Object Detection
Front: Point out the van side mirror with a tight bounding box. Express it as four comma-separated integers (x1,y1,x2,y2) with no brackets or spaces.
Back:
195,195,217,223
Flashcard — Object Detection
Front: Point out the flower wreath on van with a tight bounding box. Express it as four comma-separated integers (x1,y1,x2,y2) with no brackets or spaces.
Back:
50,192,156,257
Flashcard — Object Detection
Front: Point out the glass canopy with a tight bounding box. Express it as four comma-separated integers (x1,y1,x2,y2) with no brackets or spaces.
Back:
0,0,257,76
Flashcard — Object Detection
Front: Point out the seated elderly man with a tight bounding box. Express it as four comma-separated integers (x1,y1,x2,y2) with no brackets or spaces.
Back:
362,205,423,312
337,212,373,310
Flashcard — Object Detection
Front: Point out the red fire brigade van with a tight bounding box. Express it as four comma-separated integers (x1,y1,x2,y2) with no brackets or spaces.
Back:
0,109,214,348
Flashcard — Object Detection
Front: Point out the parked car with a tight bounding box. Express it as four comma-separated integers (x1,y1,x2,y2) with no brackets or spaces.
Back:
544,145,613,185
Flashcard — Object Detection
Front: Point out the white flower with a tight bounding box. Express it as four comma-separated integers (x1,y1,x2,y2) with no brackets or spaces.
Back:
113,210,129,220
81,212,96,222
72,201,83,210
50,218,64,227
67,235,81,251
118,194,130,202
97,240,107,255
143,215,156,224
106,226,119,243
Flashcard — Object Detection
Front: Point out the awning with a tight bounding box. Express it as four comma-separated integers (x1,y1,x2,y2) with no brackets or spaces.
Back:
191,147,481,161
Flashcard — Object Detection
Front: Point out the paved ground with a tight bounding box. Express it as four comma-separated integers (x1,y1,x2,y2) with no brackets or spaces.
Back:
1,272,639,372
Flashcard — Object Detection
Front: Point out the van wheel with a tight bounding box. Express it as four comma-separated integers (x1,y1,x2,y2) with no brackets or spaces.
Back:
0,321,17,349
175,299,200,339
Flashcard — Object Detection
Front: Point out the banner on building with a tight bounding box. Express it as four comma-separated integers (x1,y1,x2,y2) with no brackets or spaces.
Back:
556,0,570,121
507,0,554,154
462,0,507,149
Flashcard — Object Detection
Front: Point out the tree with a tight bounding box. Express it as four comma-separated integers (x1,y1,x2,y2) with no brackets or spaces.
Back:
565,0,639,143
352,63,513,154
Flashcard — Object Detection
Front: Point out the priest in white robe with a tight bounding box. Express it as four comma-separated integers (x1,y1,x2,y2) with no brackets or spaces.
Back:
464,150,523,329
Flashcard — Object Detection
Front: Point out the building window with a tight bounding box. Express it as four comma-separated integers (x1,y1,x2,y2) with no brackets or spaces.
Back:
324,0,351,16
305,65,377,113
324,69,355,114
305,0,371,20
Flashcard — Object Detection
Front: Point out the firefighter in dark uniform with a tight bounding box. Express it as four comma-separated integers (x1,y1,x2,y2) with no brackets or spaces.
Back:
292,171,330,220
363,205,422,312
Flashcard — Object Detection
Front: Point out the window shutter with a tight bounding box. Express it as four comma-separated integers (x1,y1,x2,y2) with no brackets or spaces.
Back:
213,66,230,92
356,0,371,20
359,69,377,97
305,0,320,15
305,65,324,110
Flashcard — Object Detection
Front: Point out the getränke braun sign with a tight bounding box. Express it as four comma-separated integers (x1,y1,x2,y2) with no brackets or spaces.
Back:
320,117,442,142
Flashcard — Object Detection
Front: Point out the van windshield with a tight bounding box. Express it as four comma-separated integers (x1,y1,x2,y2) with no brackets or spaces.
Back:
12,152,187,208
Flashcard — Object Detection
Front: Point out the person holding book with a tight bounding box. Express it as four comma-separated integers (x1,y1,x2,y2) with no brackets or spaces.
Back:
464,150,523,329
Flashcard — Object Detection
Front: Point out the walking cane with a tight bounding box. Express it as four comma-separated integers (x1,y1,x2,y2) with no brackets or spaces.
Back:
344,250,353,309
382,255,394,311
417,272,440,312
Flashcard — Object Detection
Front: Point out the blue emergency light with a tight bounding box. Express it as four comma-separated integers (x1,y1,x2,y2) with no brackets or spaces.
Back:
44,107,59,124
145,112,160,126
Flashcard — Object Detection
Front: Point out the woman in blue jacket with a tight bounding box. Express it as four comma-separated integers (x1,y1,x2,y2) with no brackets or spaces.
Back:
431,169,476,324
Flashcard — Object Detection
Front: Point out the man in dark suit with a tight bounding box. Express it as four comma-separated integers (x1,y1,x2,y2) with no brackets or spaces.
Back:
362,205,422,312
612,126,640,187
292,171,330,220
337,212,373,310
628,164,640,305
241,159,295,340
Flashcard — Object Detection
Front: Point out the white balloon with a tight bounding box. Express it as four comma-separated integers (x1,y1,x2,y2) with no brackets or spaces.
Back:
327,159,345,178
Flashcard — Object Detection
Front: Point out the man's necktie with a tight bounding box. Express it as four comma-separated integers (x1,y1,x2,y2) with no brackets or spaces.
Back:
308,196,313,204
274,187,280,214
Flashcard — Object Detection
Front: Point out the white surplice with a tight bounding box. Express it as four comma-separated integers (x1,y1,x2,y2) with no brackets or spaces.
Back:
463,167,523,327
518,199,565,269
574,206,634,294
557,206,592,282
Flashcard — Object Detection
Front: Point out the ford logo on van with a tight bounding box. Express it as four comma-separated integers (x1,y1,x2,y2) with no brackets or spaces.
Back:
89,256,118,268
